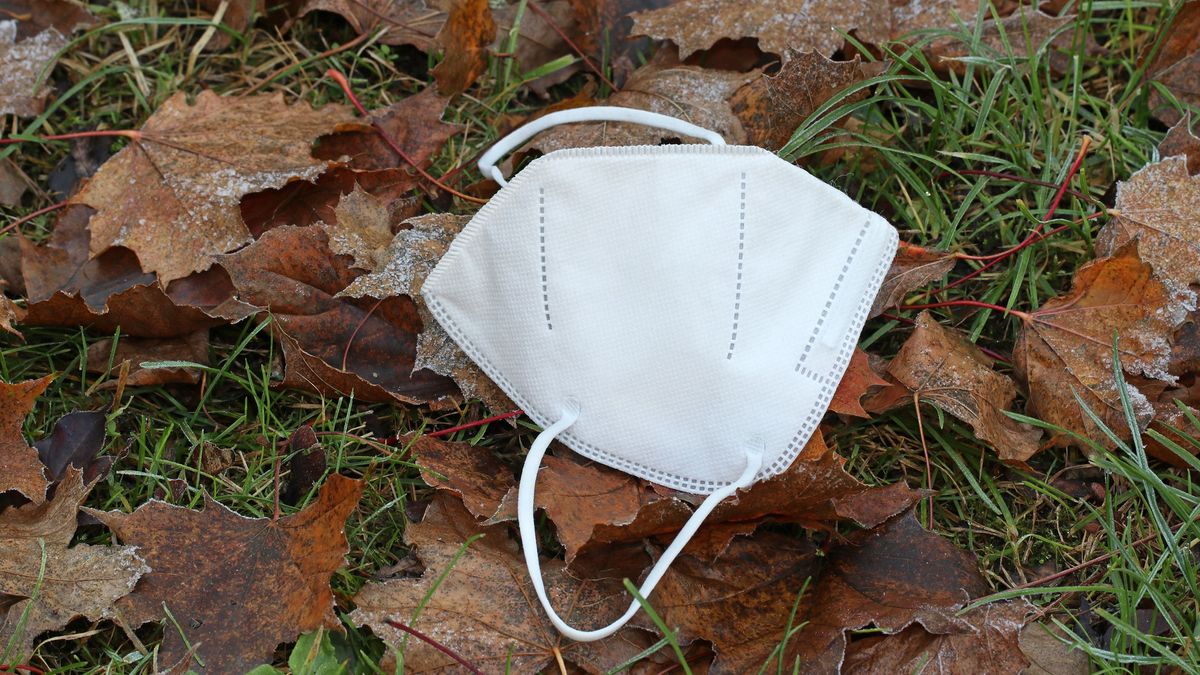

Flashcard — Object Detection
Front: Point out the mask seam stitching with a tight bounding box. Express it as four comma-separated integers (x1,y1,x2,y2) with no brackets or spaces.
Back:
795,217,870,370
539,187,551,330
726,171,747,359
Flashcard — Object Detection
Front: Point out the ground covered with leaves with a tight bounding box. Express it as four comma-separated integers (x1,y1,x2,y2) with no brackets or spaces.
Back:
1,0,1199,672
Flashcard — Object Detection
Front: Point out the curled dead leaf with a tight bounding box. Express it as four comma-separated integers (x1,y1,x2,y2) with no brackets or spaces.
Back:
869,242,957,317
0,374,54,504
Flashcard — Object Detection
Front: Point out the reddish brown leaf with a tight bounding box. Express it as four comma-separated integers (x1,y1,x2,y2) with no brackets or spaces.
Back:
566,0,670,83
90,475,363,673
829,348,890,417
0,295,23,338
0,374,53,504
219,225,458,404
870,243,957,317
731,51,885,151
0,22,66,117
71,91,362,283
432,0,495,95
85,331,210,388
1098,156,1200,300
297,0,447,50
888,312,1042,463
408,433,514,520
1159,115,1200,175
31,410,111,486
313,88,461,172
0,0,96,38
644,510,1030,673
1145,0,1200,125
197,0,263,50
630,0,978,61
1,468,147,659
525,55,754,153
340,210,514,411
488,430,921,574
351,492,658,673
1014,241,1185,447
241,165,419,236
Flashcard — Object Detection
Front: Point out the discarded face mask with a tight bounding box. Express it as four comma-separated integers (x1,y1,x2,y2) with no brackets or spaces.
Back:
422,106,898,641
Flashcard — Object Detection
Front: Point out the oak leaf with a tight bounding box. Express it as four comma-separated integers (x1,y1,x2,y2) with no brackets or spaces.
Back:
90,474,364,673
1013,241,1186,447
219,225,459,404
351,492,658,673
0,374,53,504
869,242,957,317
70,91,362,283
630,0,978,61
887,312,1042,463
0,468,148,659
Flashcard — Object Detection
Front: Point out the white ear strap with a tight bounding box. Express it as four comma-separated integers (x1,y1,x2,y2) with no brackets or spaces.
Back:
517,404,764,642
478,106,728,187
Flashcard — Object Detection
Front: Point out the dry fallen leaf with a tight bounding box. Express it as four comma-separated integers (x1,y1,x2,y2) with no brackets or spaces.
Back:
926,6,1087,74
432,0,495,95
0,294,23,337
1014,241,1186,447
90,474,363,673
566,0,669,83
407,432,514,520
339,209,515,411
31,410,112,488
485,430,921,575
352,492,658,673
220,224,459,404
731,51,885,151
829,347,890,417
0,467,148,659
870,243,957,317
525,56,754,153
0,21,66,117
241,165,419,235
1145,0,1200,125
86,331,210,388
71,91,362,283
642,510,1030,673
313,88,462,172
886,312,1042,463
0,157,28,206
491,0,581,95
630,0,978,61
0,374,53,504
1159,115,1200,175
1098,156,1200,301
0,0,96,38
297,0,447,50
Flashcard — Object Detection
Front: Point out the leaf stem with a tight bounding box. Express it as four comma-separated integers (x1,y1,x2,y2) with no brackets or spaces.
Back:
425,410,525,438
0,201,70,237
324,69,487,205
384,619,484,674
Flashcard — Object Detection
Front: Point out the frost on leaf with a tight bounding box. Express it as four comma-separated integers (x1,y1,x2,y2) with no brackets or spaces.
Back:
0,22,66,117
71,91,363,283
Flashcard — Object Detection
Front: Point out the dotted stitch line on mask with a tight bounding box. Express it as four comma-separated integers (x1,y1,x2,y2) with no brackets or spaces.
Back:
794,217,870,371
539,187,551,330
726,172,747,359
776,225,896,477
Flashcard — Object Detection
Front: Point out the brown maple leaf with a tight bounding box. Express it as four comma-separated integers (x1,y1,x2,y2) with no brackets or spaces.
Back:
731,51,885,151
1159,115,1200,175
1,468,148,659
1145,0,1200,125
886,312,1042,463
432,0,495,95
642,510,1031,673
338,207,514,411
70,91,363,283
630,0,979,61
482,429,920,574
524,55,754,153
0,22,66,117
240,165,420,235
0,374,54,504
829,347,890,417
89,474,363,673
870,242,957,317
1013,241,1185,447
1098,156,1200,300
407,432,514,520
219,224,459,404
351,492,659,673
297,0,447,50
313,88,462,172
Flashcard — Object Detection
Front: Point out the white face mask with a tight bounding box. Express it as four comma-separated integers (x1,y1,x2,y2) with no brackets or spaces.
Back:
422,107,897,641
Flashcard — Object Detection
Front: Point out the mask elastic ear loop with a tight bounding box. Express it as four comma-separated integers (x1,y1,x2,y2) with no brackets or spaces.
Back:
479,106,728,187
518,403,764,642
